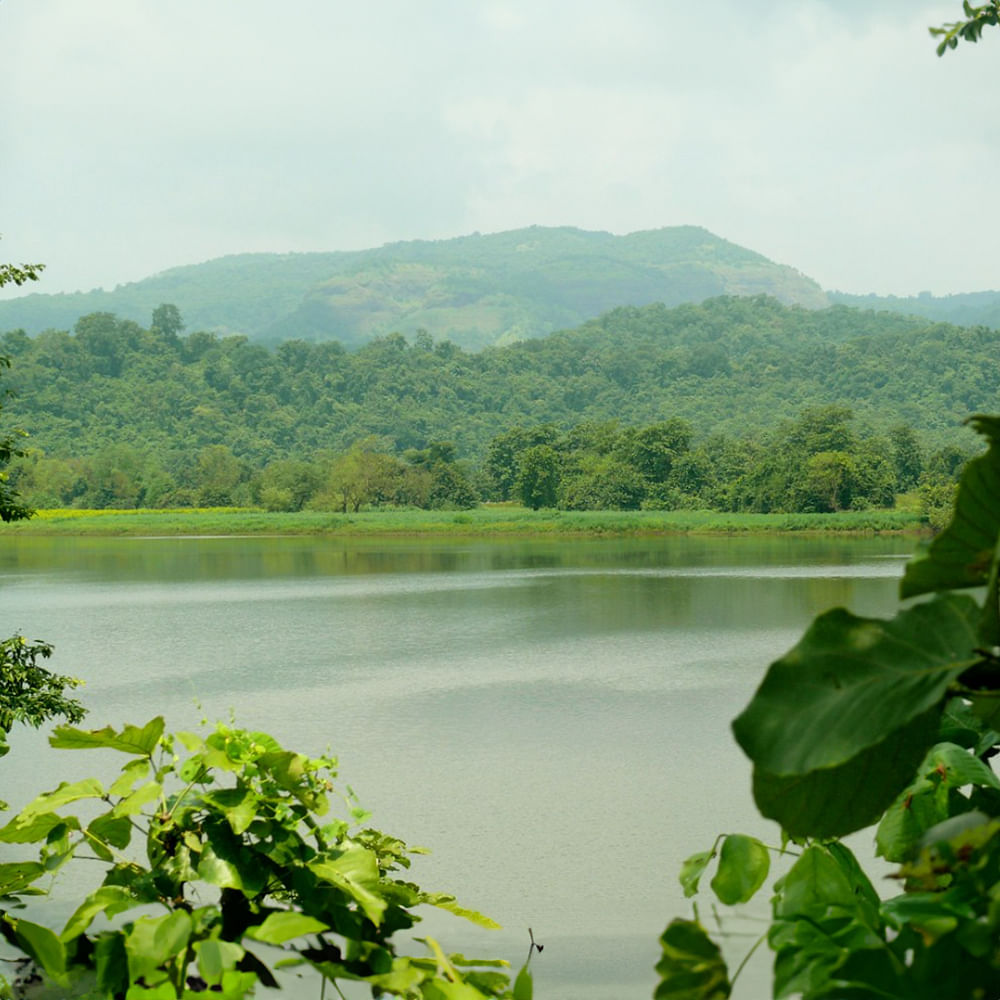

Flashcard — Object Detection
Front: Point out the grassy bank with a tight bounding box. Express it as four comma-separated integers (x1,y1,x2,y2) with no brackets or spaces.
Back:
1,506,926,537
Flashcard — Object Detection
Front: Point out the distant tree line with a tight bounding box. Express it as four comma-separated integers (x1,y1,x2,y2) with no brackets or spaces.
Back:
7,400,971,520
481,407,969,519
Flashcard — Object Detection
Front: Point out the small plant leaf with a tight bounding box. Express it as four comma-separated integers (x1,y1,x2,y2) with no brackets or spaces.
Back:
654,918,730,999
246,912,329,945
679,849,714,898
709,835,769,905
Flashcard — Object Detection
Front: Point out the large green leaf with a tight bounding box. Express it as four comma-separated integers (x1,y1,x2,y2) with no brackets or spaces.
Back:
732,595,979,776
309,845,386,926
49,717,165,756
752,708,940,839
901,415,1000,603
654,919,730,1000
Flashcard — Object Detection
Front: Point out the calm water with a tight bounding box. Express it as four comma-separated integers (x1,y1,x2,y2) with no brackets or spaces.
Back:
0,534,916,999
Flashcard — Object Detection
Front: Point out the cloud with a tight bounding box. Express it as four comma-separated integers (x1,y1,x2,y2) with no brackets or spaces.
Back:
2,0,998,299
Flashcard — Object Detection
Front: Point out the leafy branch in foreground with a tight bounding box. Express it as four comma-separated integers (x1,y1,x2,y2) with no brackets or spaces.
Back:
0,634,85,766
0,717,524,998
931,1,1000,55
659,415,1000,1000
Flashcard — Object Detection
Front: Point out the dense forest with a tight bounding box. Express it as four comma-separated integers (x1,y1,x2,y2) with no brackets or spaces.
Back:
0,295,991,516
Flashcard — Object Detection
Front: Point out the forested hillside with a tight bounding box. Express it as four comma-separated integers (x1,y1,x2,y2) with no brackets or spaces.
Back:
830,288,1000,329
0,226,827,350
0,295,995,514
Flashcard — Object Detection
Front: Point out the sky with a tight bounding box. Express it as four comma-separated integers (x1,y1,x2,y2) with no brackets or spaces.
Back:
1,0,998,300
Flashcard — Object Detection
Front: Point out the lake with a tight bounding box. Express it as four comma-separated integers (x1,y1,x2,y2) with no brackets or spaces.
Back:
0,533,917,999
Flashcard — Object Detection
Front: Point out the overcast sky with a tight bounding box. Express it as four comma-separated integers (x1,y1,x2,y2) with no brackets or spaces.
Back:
2,0,997,300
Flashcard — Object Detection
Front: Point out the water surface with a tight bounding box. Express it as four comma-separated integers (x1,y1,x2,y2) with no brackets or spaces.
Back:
0,533,916,998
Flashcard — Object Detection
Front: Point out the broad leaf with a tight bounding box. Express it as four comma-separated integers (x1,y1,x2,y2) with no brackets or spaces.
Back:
732,595,979,776
770,845,884,999
12,918,66,981
513,964,533,1000
204,785,257,836
752,708,937,839
19,778,105,820
654,919,730,1000
108,758,151,797
61,885,138,940
246,912,329,945
901,415,1000,605
877,742,1000,862
125,911,192,982
310,845,386,926
50,716,164,755
709,835,769,905
0,811,79,843
111,781,161,817
194,938,245,985
0,860,46,895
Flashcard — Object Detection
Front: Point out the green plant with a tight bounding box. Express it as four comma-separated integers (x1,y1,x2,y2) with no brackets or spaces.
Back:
659,415,1000,999
0,717,522,999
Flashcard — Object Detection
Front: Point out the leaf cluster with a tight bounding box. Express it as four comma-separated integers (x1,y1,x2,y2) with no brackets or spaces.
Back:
662,415,1000,998
0,718,520,999
931,1,1000,55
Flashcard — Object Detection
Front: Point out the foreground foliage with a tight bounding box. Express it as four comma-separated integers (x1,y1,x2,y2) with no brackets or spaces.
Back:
660,414,1000,999
0,718,525,999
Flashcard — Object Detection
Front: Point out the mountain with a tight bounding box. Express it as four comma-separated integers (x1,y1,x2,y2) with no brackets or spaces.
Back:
0,226,829,350
829,289,1000,330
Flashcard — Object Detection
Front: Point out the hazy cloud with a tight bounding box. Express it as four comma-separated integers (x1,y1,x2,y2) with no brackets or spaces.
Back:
2,0,997,298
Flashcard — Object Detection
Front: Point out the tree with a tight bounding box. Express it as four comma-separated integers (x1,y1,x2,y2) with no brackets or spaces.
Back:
151,303,185,343
659,417,1000,999
0,355,33,522
322,439,406,512
195,444,244,506
516,444,561,510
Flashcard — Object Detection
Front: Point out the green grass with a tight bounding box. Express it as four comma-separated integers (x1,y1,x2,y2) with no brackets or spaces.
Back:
2,506,926,537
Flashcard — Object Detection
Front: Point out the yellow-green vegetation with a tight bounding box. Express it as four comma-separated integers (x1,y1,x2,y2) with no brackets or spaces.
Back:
4,505,924,537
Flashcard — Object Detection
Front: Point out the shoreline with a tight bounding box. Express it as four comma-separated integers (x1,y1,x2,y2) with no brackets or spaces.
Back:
1,507,927,538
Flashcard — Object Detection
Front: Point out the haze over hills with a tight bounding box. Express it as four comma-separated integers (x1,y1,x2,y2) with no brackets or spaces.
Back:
0,226,831,350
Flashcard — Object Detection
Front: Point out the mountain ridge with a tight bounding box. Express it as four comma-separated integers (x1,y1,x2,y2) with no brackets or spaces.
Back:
0,225,829,350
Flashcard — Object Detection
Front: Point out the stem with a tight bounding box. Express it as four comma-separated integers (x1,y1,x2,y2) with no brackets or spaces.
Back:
730,932,766,987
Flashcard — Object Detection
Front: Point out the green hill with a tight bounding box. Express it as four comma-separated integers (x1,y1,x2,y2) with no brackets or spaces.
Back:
0,226,828,350
829,289,1000,330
